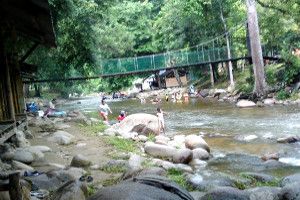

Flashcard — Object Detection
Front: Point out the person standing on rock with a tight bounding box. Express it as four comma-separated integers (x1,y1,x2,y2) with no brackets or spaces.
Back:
157,107,165,134
98,99,112,123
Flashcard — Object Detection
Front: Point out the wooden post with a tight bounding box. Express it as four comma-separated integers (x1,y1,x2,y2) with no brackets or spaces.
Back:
209,64,215,87
156,71,161,89
9,172,22,200
4,57,16,124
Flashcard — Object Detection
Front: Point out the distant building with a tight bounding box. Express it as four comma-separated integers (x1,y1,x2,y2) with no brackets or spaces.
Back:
160,69,188,88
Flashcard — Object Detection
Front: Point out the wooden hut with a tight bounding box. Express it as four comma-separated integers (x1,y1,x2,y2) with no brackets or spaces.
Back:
0,0,56,143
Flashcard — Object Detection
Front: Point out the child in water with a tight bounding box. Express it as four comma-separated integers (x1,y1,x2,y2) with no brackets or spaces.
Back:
98,99,112,123
117,110,126,122
157,107,165,134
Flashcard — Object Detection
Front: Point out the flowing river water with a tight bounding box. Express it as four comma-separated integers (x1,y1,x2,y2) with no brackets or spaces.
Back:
61,96,300,177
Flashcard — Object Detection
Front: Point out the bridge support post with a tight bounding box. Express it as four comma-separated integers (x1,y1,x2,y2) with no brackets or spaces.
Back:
155,71,162,89
172,69,183,87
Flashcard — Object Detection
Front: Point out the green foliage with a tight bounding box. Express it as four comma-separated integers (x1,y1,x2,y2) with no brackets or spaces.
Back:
276,90,290,100
104,136,138,153
235,69,254,94
266,64,285,86
282,53,300,85
147,133,156,142
87,185,97,196
166,169,193,191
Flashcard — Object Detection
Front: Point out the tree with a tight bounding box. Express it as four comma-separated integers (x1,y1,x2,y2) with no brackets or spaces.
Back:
246,0,267,96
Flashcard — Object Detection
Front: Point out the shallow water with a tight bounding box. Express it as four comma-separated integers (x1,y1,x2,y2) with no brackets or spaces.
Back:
61,97,300,173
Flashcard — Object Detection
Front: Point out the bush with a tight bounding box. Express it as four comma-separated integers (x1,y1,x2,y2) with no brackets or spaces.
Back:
276,90,290,100
282,53,300,84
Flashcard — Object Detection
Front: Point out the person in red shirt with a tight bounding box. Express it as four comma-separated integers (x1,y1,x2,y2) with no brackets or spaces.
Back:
117,110,126,122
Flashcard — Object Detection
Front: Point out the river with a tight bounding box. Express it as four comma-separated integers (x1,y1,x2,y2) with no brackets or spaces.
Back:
61,96,300,175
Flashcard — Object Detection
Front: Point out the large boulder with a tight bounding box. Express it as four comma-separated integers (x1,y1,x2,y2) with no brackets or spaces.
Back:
117,113,160,136
172,149,193,164
236,100,256,108
144,143,192,164
47,131,75,145
11,160,34,171
192,148,210,160
70,154,92,168
12,149,35,164
185,135,210,152
88,175,194,200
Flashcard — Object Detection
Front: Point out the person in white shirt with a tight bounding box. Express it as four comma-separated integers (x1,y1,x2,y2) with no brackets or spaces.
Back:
157,107,165,134
98,99,112,122
43,98,56,118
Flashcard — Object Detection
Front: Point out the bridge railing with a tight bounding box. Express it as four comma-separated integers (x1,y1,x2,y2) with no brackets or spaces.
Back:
99,46,247,75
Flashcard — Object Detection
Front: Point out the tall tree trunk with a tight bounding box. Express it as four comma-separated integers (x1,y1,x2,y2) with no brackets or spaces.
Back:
173,69,183,87
220,3,234,86
246,0,267,96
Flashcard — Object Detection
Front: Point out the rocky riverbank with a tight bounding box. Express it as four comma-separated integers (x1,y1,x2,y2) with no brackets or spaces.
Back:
1,109,300,200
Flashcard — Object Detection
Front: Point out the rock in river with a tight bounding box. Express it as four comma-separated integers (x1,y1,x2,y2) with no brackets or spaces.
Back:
236,100,256,108
185,135,210,153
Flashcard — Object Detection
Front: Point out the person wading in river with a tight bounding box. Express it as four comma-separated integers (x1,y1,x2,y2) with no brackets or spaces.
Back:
157,107,165,134
98,99,112,123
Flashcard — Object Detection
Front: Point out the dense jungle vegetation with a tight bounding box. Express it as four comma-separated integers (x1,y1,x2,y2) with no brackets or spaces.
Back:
27,0,300,97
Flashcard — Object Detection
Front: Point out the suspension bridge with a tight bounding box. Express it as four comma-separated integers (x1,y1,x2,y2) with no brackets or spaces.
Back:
24,22,281,83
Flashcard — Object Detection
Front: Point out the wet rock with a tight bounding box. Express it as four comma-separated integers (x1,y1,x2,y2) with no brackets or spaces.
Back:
192,148,210,160
117,113,160,136
70,154,92,168
185,135,210,152
242,172,275,183
279,182,300,200
51,180,87,200
236,100,256,108
280,173,300,187
277,135,300,143
264,98,275,105
246,186,280,200
172,149,193,164
261,153,279,161
200,186,249,200
47,131,75,145
11,160,34,171
13,149,34,164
